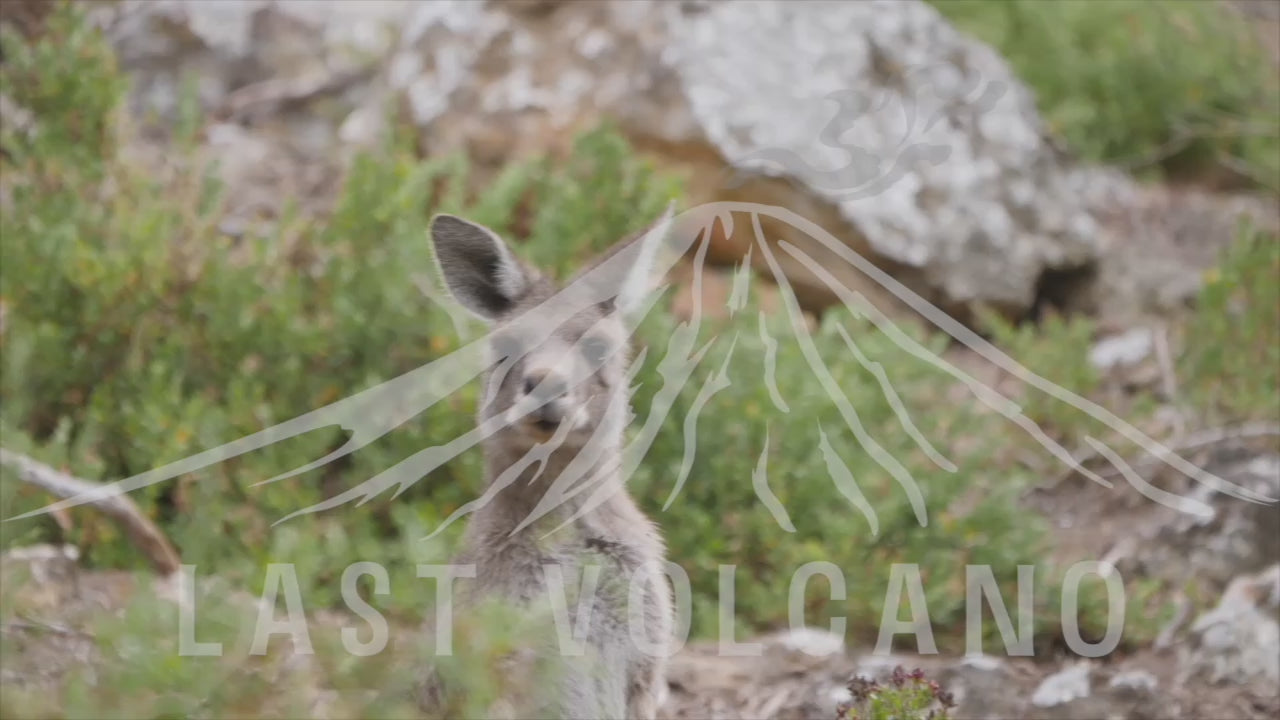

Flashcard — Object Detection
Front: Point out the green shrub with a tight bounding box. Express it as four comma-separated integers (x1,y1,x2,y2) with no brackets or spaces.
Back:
967,222,1279,649
0,3,677,616
977,306,1100,439
975,220,1280,432
9,4,1279,717
0,4,1063,653
0,563,511,720
629,286,1050,641
1178,223,1280,422
933,0,1280,189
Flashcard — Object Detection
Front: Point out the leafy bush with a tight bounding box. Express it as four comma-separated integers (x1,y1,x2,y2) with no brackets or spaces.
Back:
969,221,1279,648
5,4,1277,717
977,307,1100,438
933,0,1280,189
0,3,676,614
0,560,546,720
1177,222,1280,422
1,3,1061,651
629,285,1050,640
6,0,1270,672
977,219,1280,433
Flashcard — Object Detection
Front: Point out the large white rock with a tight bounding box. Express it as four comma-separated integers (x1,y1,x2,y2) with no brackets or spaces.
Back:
94,0,1275,320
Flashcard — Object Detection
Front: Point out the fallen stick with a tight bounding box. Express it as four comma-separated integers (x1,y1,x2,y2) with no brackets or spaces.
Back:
0,448,181,576
218,62,379,121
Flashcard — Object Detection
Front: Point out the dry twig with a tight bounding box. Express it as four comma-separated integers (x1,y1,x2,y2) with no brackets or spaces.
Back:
219,63,379,122
2,615,95,639
0,449,181,575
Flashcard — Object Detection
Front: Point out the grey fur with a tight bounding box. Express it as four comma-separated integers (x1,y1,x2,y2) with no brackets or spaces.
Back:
420,211,676,720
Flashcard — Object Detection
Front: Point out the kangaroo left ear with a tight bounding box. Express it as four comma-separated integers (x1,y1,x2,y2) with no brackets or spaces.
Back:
564,201,682,320
613,201,677,316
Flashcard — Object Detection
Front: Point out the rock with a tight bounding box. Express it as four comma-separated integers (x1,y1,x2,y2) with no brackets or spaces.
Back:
1181,564,1280,687
1118,453,1280,592
92,0,1276,326
88,0,1062,321
936,655,1024,720
1031,662,1093,709
83,0,1275,343
1107,668,1158,699
0,543,81,613
0,0,54,40
98,0,408,121
1100,668,1163,719
1089,327,1155,372
668,0,1101,318
771,626,847,658
932,654,1171,720
850,652,913,684
662,628,859,719
1074,167,1280,320
410,0,1106,320
1019,661,1170,720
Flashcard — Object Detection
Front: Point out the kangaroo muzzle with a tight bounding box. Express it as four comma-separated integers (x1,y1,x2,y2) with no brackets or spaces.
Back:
522,369,572,429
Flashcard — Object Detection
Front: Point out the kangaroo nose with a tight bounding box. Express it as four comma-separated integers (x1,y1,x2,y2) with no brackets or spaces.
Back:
523,370,568,401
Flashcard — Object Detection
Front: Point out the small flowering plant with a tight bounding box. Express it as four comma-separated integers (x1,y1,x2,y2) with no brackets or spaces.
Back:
835,666,956,720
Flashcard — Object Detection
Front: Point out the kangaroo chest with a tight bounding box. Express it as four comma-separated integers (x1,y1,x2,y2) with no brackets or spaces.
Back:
470,527,640,612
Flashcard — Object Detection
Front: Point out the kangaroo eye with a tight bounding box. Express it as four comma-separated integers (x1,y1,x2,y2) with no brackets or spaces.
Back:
580,336,612,366
491,334,525,362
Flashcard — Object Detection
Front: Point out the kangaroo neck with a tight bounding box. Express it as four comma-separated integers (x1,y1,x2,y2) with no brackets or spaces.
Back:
480,437,626,528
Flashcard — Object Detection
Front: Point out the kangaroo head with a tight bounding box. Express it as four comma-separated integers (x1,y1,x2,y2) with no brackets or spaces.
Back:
429,205,676,453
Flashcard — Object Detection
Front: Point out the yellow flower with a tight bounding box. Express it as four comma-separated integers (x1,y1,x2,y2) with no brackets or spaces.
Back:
1203,267,1220,286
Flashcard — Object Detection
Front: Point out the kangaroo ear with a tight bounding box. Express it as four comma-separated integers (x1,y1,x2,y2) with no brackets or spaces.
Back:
614,201,678,315
429,214,532,321
569,201,679,319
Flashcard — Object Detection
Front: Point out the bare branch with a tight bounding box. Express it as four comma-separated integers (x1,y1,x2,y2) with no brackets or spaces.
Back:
218,63,379,122
2,615,95,639
0,449,181,576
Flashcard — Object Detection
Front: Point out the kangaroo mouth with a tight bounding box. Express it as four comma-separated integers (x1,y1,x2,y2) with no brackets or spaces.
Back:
521,411,566,441
506,402,590,444
530,418,560,433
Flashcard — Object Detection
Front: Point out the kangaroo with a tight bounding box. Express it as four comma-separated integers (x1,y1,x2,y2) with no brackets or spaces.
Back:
418,206,679,720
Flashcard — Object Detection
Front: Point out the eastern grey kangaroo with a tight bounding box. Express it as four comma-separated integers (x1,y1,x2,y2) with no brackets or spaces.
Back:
419,206,679,720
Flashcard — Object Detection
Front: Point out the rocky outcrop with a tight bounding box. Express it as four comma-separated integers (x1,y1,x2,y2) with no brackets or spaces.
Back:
1181,564,1280,687
89,0,1276,326
653,0,1101,319
7,539,1280,719
1069,167,1280,319
1021,662,1164,720
1115,452,1280,592
663,628,857,719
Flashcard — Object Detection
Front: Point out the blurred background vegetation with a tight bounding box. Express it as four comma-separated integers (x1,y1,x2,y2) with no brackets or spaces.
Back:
0,2,1276,718
936,0,1279,190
